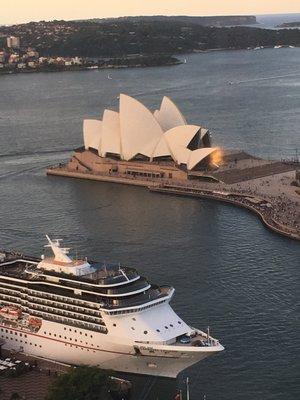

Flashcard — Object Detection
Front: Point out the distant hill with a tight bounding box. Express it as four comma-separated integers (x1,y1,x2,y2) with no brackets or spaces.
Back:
277,21,300,28
0,18,299,58
87,15,257,27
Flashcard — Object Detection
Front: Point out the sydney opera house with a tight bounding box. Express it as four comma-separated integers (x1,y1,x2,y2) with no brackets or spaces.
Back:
61,94,220,183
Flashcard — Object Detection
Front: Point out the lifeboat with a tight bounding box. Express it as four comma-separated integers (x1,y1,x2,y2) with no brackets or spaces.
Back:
0,305,22,320
28,316,42,328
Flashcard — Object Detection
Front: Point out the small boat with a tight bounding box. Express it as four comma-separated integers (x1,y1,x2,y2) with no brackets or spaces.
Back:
107,74,113,80
274,45,283,49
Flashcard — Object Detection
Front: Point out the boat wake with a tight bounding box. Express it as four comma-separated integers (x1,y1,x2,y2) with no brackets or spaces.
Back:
228,72,300,85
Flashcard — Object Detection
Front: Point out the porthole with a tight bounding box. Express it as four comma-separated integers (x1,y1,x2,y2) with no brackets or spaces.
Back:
156,329,160,332
165,326,168,329
178,321,182,324
131,327,135,330
144,331,148,335
132,318,136,321
170,324,173,327
113,324,116,327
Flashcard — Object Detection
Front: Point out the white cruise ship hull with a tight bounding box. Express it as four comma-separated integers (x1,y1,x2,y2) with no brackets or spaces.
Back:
1,319,222,378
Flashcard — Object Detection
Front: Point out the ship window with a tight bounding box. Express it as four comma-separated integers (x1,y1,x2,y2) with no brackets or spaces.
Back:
131,327,135,330
113,324,116,327
165,326,168,329
156,329,160,332
170,324,173,327
178,321,182,324
144,331,148,335
80,332,82,335
132,318,136,321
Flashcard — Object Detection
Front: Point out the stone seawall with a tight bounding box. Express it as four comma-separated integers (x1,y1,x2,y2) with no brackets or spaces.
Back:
149,186,300,242
47,167,300,242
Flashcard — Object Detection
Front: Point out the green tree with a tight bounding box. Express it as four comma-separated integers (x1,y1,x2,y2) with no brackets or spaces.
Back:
47,366,113,400
10,393,21,400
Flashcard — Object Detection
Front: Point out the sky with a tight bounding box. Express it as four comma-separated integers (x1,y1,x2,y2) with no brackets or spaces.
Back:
2,0,300,25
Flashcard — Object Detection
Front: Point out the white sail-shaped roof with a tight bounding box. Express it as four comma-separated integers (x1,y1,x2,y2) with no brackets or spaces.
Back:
100,110,121,157
152,136,172,158
119,94,164,160
81,94,216,171
164,125,200,149
83,119,102,150
154,96,187,132
187,148,218,170
200,128,209,139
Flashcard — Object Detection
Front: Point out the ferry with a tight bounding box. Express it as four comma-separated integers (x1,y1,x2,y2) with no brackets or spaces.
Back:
0,236,224,377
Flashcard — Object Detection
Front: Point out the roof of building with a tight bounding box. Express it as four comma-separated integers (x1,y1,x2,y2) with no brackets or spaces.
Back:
83,94,218,170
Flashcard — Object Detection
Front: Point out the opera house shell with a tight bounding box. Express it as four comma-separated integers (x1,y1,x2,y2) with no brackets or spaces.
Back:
82,94,218,171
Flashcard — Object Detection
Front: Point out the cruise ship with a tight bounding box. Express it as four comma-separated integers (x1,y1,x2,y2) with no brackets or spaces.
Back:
0,236,224,377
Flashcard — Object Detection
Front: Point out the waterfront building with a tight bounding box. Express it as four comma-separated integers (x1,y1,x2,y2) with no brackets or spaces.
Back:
60,94,220,183
6,36,20,49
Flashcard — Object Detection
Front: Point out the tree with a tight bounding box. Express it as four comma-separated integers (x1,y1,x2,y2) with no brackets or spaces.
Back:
47,366,113,400
10,393,21,400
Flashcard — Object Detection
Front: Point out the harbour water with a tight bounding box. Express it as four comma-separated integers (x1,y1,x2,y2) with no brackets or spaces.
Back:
0,48,299,399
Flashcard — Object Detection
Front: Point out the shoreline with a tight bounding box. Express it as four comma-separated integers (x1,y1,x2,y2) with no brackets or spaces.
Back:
0,61,182,75
1,45,298,76
46,167,300,242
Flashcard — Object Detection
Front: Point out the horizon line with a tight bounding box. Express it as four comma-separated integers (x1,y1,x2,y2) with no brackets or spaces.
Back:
1,11,300,26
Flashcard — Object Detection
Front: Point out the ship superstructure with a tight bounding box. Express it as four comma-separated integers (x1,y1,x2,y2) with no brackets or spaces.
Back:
0,237,224,377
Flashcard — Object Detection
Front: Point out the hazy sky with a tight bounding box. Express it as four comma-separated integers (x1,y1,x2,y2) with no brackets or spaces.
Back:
3,0,300,24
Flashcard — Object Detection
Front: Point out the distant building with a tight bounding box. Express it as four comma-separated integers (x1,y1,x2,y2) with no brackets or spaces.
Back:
0,51,6,63
26,48,39,58
27,61,36,68
72,56,83,65
38,57,48,64
6,36,20,49
8,54,19,63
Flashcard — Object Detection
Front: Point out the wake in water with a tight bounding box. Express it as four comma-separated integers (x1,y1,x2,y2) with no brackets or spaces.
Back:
228,72,300,85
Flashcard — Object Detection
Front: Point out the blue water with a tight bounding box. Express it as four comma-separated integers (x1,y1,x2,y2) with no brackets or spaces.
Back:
0,49,299,399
